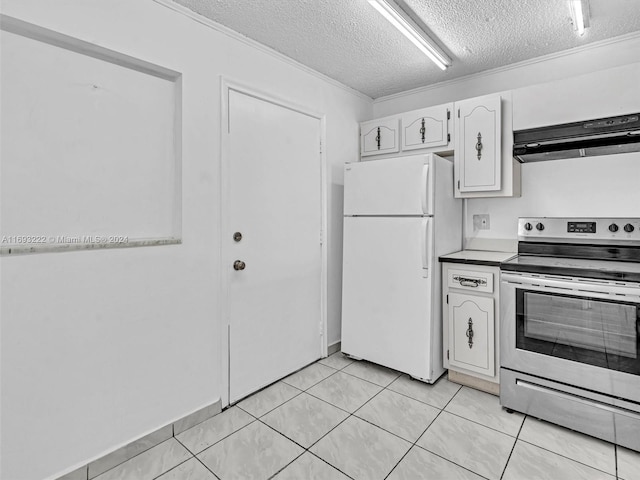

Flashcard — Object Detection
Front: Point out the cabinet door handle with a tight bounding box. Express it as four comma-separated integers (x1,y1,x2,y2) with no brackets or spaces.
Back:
459,278,480,287
376,127,381,150
466,318,474,348
476,132,483,160
420,118,426,143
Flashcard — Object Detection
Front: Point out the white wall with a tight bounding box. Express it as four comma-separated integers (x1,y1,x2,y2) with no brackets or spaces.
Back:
374,33,640,118
0,2,371,479
373,34,640,247
464,153,640,243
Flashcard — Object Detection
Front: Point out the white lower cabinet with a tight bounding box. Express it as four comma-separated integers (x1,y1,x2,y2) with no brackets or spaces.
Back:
442,262,501,394
448,293,494,376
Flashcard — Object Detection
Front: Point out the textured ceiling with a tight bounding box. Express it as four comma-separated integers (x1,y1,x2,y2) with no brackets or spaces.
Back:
172,0,640,98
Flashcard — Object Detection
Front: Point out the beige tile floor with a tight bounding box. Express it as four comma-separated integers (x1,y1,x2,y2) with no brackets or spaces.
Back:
93,352,640,480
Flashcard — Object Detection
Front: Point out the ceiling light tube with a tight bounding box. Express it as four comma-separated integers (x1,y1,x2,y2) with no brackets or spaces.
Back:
569,0,590,36
368,0,451,70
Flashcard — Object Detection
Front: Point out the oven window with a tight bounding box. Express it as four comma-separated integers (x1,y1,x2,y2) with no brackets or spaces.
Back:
516,290,640,375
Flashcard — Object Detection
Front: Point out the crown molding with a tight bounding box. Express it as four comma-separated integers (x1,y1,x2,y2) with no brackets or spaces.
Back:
152,0,372,102
374,30,640,104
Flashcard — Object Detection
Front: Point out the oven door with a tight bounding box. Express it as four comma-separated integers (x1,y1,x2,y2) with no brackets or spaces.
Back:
501,272,640,402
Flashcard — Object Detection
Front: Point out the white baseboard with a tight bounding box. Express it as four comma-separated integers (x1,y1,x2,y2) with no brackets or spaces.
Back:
327,341,341,356
56,398,223,480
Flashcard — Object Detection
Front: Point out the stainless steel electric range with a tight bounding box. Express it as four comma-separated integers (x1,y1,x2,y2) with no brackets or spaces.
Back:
500,217,640,452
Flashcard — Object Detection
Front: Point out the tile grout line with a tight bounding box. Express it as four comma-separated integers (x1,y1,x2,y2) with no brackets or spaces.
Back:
91,359,343,480
386,377,462,411
182,416,260,457
246,359,355,419
302,368,491,479
338,366,402,388
253,395,355,479
281,365,341,392
153,357,620,480
515,436,619,477
443,407,522,439
239,388,305,418
383,380,492,480
171,434,221,479
447,391,620,478
257,417,310,452
499,412,527,480
89,437,179,480
410,445,493,480
94,368,484,480
264,449,306,480
227,358,357,478
299,371,477,480
382,381,451,480
253,363,622,480
305,451,356,480
229,358,324,408
192,455,221,480
148,454,203,480
292,367,394,475
96,436,196,480
259,419,355,480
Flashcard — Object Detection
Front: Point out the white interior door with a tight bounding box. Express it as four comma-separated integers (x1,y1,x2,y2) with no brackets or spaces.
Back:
226,88,323,403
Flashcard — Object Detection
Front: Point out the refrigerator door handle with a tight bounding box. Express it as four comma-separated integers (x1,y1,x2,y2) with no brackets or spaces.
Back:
421,164,429,214
421,218,430,277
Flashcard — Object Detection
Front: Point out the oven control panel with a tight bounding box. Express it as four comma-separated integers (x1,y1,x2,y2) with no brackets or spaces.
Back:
567,222,596,233
518,217,640,244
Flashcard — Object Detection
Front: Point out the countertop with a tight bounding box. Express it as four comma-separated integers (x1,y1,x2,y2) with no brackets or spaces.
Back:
439,250,517,267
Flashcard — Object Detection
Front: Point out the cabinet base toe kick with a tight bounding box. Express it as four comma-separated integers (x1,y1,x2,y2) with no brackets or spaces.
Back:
500,368,640,452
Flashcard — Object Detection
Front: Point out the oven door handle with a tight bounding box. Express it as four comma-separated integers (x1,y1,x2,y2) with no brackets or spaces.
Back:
501,273,640,298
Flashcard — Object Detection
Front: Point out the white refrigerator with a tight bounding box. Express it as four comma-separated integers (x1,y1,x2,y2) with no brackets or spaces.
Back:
341,154,462,383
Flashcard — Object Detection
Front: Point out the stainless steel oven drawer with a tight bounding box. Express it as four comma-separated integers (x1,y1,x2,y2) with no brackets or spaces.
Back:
501,368,640,452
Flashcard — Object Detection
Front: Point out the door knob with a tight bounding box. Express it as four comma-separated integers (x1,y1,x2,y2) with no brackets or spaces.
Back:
233,260,246,271
233,232,242,242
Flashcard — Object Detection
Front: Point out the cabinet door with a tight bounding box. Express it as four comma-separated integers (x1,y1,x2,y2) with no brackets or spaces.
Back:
448,293,495,376
401,104,451,152
361,117,400,157
455,95,501,192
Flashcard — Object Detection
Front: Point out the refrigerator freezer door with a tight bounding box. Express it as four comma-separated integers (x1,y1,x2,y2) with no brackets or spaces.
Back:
344,155,433,216
341,216,440,381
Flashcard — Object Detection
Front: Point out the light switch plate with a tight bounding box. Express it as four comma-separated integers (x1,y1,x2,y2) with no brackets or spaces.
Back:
473,214,490,231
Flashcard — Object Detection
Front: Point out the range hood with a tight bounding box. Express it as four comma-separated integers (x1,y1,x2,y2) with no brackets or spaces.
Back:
513,113,640,163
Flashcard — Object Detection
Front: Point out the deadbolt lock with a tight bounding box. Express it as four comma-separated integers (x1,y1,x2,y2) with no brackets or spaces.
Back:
233,232,243,242
233,260,246,271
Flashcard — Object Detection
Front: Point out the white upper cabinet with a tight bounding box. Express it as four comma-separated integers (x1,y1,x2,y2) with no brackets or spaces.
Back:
360,103,453,158
360,117,400,157
454,91,521,198
455,94,501,193
401,104,453,152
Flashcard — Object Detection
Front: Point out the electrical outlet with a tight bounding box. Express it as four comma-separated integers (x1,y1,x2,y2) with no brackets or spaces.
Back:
473,214,490,231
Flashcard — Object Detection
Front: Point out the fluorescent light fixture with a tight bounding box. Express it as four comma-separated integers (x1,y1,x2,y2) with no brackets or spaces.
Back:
569,0,590,36
368,0,452,70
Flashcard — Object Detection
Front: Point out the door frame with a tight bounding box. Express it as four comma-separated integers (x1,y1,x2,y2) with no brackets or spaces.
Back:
219,77,328,407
